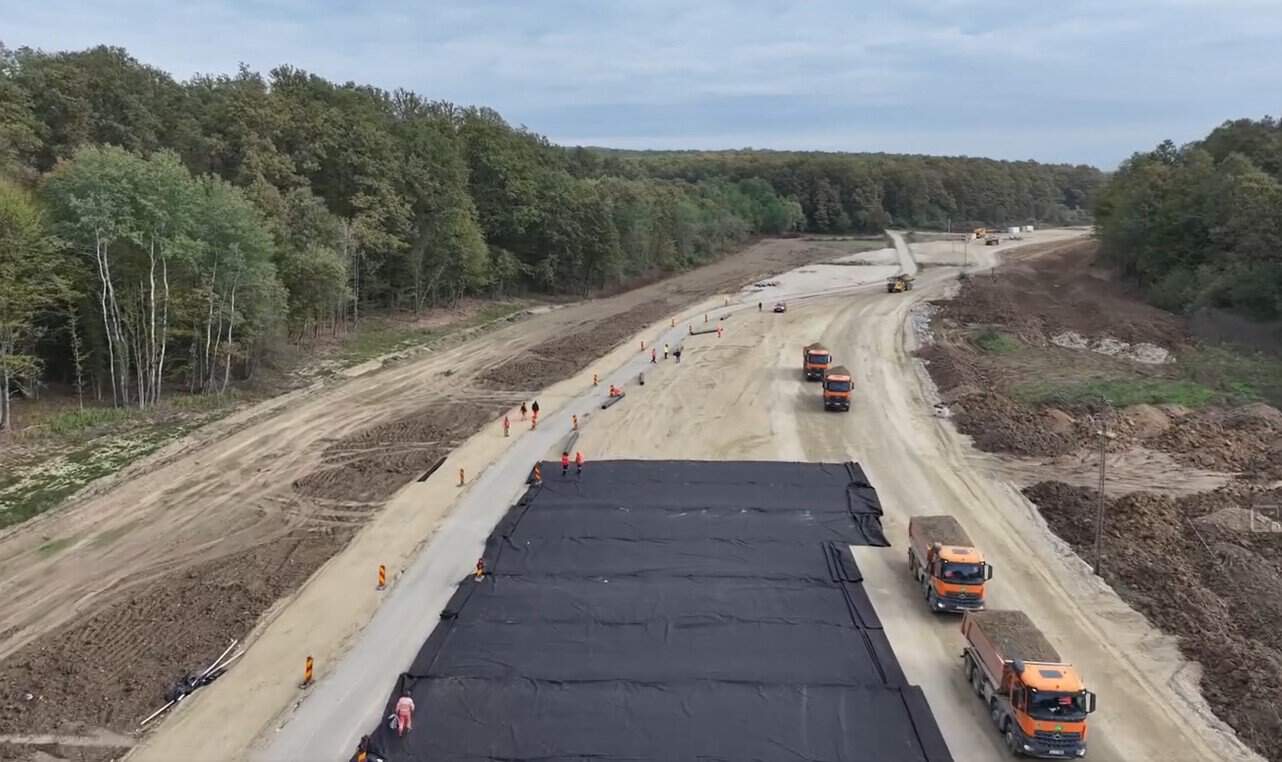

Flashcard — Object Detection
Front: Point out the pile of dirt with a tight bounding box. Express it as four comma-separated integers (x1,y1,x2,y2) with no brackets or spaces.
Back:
912,515,973,546
943,241,1186,348
1025,480,1282,760
0,528,348,738
966,610,1060,662
1152,406,1282,472
294,403,502,503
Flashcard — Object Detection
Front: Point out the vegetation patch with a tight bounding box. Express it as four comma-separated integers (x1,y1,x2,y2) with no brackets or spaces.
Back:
337,302,524,366
1012,377,1217,408
1180,344,1282,409
974,328,1020,354
37,536,78,557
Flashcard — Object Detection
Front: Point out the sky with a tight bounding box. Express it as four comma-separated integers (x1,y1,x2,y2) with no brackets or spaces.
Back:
5,0,1282,168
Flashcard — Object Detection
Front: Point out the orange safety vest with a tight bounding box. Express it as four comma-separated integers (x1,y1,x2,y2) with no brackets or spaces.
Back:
561,454,570,467
575,452,584,466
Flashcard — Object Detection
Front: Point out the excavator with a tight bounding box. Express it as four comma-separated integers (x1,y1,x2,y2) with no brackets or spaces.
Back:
886,274,914,293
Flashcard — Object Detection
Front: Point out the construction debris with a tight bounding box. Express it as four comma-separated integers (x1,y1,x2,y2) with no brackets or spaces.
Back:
140,640,244,727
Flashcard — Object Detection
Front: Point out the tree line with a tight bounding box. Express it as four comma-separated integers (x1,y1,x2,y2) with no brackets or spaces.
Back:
0,43,1101,425
1095,117,1282,322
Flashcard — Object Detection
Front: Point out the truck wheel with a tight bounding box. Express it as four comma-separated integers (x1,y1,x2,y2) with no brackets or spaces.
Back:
908,550,917,580
989,699,1001,726
969,665,983,696
1004,725,1021,755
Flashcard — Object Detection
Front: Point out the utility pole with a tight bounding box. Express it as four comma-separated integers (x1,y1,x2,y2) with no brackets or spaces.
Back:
1093,400,1114,575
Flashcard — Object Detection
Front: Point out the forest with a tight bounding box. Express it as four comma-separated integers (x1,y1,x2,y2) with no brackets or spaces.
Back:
1095,117,1282,322
0,44,1101,426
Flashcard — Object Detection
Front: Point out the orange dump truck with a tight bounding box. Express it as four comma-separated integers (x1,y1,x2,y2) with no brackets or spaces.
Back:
961,610,1097,758
908,515,991,612
802,343,831,381
822,366,851,411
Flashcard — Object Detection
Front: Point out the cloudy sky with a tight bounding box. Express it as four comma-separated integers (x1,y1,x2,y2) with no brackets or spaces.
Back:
6,0,1281,167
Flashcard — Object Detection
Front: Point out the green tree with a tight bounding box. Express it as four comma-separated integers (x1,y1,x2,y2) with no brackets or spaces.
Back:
0,181,65,429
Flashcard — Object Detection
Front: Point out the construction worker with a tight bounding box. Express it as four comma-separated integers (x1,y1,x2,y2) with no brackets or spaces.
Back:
673,346,683,364
663,343,670,360
531,400,540,416
651,347,657,364
502,415,510,437
575,450,584,475
519,402,527,420
716,324,723,338
531,399,540,429
395,691,415,737
561,451,570,477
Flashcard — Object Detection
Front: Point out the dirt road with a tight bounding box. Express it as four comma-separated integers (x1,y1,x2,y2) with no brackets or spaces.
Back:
574,231,1258,762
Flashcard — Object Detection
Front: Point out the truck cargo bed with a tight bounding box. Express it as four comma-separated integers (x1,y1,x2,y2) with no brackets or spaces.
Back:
910,516,972,548
967,610,1059,663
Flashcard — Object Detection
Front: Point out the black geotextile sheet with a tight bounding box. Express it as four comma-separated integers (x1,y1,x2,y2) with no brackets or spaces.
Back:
368,460,952,762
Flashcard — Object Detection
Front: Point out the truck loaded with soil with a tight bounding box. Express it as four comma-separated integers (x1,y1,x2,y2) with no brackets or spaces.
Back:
918,239,1282,759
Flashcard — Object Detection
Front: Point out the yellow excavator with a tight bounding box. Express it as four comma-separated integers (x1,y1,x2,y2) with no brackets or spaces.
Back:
886,274,915,293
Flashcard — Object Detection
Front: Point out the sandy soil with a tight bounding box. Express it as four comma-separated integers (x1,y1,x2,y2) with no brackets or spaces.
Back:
573,229,1258,762
0,237,857,760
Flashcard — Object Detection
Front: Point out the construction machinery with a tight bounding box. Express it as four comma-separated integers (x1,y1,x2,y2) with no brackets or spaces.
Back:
973,227,988,240
908,515,991,612
985,235,1001,246
961,610,1097,758
886,274,915,293
801,343,831,381
822,366,851,411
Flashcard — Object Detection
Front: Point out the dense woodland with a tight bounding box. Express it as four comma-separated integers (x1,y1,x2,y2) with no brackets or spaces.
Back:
1096,117,1282,322
0,44,1101,426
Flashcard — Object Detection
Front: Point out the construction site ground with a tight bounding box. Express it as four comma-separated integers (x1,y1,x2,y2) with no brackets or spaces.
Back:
4,230,1270,762
568,230,1257,762
0,236,881,762
917,241,1282,759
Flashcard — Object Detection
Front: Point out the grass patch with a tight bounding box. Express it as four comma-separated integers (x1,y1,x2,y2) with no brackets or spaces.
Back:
1179,344,1282,408
37,535,78,557
43,407,135,435
1013,377,1218,408
975,329,1020,354
337,302,524,365
0,422,192,530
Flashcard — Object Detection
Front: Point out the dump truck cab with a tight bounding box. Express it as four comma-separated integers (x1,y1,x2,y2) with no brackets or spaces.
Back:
961,610,1097,758
802,343,831,380
908,515,991,612
822,366,852,411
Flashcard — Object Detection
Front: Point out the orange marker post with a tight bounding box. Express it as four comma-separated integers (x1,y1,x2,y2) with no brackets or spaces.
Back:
301,656,314,688
458,467,465,486
593,372,599,386
377,564,387,590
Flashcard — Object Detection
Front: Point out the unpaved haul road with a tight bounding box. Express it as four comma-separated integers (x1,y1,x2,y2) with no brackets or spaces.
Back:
576,231,1260,762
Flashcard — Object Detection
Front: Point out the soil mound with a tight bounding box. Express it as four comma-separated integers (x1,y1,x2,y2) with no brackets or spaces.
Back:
1025,480,1282,760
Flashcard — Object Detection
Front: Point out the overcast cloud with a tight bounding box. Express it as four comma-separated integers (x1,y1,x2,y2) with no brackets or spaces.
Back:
5,0,1282,167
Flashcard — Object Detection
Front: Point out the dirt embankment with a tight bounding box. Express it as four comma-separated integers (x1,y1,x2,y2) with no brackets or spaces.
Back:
1026,480,1282,759
919,240,1282,474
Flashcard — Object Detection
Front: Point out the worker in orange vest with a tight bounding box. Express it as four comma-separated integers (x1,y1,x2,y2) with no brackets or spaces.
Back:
561,451,570,477
502,415,510,437
395,691,415,736
575,451,584,475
